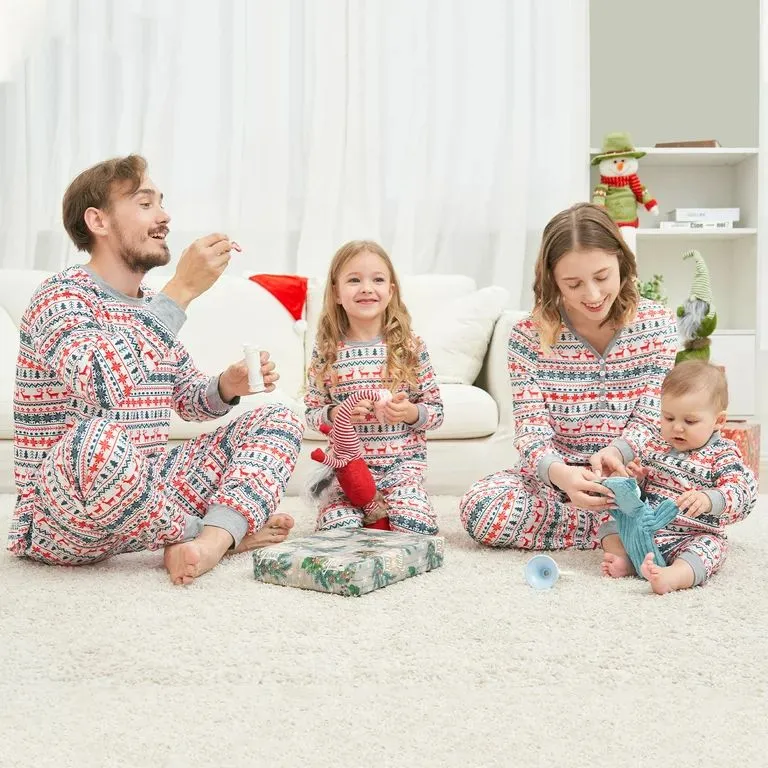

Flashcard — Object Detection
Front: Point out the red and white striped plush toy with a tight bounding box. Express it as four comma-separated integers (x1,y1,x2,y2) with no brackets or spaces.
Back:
309,388,392,530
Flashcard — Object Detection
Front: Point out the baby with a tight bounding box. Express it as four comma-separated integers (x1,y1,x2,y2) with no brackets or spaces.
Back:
600,360,757,594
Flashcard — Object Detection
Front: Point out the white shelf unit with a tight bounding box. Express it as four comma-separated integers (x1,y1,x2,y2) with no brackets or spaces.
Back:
636,228,757,240
710,331,757,419
589,147,758,167
589,146,759,416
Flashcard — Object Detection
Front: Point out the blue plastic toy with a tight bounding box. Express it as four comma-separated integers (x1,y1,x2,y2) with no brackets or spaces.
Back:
601,476,680,576
524,555,560,590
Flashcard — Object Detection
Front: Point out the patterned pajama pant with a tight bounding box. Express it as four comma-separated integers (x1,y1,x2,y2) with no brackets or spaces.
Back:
459,469,611,549
598,517,727,586
317,463,437,535
26,404,303,566
654,518,728,585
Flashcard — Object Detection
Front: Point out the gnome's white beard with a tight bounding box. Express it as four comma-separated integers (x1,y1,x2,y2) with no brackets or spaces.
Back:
304,463,335,510
678,298,708,342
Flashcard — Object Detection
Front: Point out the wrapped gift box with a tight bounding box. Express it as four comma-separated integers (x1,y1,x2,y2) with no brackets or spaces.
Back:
253,528,444,597
721,420,760,480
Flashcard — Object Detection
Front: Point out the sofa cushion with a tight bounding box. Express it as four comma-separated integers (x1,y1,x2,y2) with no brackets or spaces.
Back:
142,272,306,401
303,383,498,441
409,286,510,385
433,383,499,438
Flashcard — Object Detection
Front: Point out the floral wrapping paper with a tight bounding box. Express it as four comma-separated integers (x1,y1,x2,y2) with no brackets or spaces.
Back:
252,528,445,596
721,420,761,481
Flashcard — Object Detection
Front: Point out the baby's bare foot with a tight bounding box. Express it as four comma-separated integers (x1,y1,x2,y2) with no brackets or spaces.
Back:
640,552,675,595
164,526,232,585
600,551,634,578
230,513,295,554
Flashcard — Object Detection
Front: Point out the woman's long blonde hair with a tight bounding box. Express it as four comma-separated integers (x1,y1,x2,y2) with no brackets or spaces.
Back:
532,202,640,353
313,240,418,390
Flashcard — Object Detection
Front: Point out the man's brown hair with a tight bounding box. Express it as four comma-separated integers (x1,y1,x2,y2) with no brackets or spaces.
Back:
661,360,729,412
62,154,147,252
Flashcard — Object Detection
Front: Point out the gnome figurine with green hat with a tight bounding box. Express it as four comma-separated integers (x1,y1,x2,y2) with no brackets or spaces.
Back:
676,249,717,364
592,131,658,252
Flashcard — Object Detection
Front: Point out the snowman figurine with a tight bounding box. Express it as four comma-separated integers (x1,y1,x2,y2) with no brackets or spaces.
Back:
591,131,658,253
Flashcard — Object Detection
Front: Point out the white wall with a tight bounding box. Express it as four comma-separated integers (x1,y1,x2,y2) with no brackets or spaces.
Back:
591,0,758,148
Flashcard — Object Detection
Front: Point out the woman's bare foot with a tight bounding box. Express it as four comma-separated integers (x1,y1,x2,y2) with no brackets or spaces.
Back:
164,526,233,585
640,553,695,595
229,513,295,554
600,551,634,578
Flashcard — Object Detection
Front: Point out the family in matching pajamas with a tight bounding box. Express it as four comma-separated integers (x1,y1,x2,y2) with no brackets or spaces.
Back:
8,157,757,593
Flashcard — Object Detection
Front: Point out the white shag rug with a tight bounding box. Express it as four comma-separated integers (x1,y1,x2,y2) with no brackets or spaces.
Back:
1,493,767,768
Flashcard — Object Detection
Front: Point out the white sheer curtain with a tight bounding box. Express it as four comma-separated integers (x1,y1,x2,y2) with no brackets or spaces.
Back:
0,0,589,306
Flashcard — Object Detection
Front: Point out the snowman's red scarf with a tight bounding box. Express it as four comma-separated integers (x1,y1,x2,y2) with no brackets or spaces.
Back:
600,173,648,203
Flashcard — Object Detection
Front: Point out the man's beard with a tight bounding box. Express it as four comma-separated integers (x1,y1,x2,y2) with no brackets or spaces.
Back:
119,241,171,274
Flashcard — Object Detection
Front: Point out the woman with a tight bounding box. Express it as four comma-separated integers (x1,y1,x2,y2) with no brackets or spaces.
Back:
460,202,678,550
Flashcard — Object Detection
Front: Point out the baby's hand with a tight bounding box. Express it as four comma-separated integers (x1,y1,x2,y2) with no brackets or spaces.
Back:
676,490,712,517
625,461,649,482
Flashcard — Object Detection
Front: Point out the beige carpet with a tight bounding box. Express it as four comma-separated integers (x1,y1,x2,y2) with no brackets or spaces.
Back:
1,493,766,768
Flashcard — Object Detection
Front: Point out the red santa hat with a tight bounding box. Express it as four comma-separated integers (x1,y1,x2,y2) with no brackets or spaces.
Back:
248,274,309,334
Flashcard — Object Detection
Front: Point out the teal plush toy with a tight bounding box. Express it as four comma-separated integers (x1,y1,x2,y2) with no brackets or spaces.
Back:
601,477,680,576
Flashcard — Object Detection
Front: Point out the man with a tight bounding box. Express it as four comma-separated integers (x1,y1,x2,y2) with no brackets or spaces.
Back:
9,155,304,584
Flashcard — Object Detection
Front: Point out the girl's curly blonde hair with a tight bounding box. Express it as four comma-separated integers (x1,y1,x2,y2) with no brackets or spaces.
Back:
532,202,640,353
313,240,418,390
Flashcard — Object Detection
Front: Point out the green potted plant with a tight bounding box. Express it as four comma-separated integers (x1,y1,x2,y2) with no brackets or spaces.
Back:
636,273,666,305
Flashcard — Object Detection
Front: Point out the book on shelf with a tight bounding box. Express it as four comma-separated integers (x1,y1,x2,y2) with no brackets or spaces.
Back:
654,139,721,148
667,208,740,222
659,221,734,230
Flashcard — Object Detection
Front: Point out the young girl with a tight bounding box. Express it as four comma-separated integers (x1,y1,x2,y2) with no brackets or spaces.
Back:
304,240,443,534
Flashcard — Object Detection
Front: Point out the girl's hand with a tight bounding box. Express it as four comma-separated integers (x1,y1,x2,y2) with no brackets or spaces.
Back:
589,446,627,478
548,463,615,511
342,399,375,423
677,490,712,518
382,392,419,425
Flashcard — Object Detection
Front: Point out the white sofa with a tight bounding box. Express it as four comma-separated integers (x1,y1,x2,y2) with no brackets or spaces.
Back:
0,268,525,496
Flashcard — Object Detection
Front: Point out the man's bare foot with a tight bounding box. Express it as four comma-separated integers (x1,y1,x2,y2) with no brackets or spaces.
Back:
164,526,233,585
229,513,295,554
640,552,695,595
600,551,634,578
